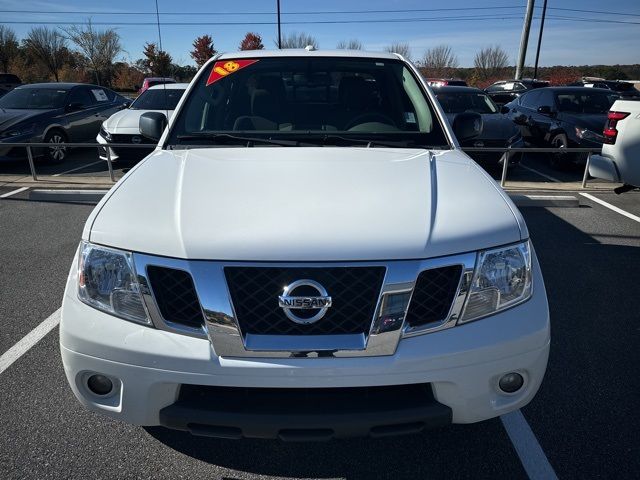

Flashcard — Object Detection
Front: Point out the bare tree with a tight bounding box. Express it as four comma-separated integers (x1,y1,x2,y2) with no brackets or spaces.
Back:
384,42,411,60
63,20,122,85
24,27,67,82
0,26,19,72
336,39,363,50
422,44,458,76
279,32,318,49
474,45,509,79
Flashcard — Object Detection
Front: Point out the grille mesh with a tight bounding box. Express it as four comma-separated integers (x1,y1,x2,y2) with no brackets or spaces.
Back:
404,265,462,327
224,267,386,335
147,266,204,328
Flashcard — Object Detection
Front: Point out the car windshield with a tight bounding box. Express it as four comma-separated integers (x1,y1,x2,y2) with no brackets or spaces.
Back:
0,87,68,109
168,56,448,147
131,89,185,110
436,92,498,114
556,92,615,114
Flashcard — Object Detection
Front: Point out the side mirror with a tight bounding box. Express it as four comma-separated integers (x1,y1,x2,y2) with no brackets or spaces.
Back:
537,105,554,115
452,112,483,143
65,102,84,112
139,112,167,141
500,105,510,114
122,101,131,109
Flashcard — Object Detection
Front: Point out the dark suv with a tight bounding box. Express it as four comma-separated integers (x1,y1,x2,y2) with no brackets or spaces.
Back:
485,79,549,107
504,86,616,168
569,79,639,99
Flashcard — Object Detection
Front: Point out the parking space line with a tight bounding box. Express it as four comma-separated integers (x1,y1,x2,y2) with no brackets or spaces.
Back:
0,186,29,199
0,308,61,375
501,410,558,480
53,160,103,177
519,164,562,183
580,192,640,223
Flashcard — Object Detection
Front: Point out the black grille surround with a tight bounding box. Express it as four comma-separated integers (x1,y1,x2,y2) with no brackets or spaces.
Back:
404,265,463,328
147,266,204,328
224,266,386,336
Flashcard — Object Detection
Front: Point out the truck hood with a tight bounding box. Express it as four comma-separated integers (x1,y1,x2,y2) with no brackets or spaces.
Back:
88,147,525,261
102,108,176,135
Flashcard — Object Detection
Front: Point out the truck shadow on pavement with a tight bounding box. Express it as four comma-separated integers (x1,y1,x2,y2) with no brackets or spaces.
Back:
145,419,526,479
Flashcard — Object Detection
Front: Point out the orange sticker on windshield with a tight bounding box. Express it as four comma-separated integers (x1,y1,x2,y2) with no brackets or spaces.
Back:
206,59,259,86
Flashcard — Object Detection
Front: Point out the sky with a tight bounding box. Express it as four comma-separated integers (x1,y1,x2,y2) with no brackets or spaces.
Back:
1,0,639,68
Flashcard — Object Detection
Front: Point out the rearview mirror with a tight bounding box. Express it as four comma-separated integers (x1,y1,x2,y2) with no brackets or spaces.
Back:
139,112,167,141
65,102,84,112
452,112,483,143
537,105,554,115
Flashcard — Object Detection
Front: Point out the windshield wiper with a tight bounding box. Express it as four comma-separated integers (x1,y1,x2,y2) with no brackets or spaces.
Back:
314,134,423,149
176,132,304,147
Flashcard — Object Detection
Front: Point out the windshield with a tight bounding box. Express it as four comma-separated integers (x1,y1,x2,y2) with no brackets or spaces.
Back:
436,91,498,114
168,56,448,147
556,92,616,114
131,88,185,110
0,88,68,109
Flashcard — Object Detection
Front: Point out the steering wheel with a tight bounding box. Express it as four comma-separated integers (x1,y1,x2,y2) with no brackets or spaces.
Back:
345,112,397,131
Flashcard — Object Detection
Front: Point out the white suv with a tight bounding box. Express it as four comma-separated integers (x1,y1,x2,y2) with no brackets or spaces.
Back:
60,50,550,441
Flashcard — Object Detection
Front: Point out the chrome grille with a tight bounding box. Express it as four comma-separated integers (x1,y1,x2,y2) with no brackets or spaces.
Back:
224,266,386,336
147,266,204,328
404,265,463,327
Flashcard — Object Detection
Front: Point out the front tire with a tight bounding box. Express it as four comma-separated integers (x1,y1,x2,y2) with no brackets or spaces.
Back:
44,130,68,163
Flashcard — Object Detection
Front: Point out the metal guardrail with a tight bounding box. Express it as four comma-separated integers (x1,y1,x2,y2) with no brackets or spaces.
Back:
2,142,601,189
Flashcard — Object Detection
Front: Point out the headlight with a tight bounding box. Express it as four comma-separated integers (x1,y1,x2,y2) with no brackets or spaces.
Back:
0,123,36,139
574,126,603,142
460,241,532,323
99,125,112,141
78,241,150,325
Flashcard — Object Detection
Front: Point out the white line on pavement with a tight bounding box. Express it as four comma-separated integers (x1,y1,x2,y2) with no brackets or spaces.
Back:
0,186,29,198
501,410,558,480
519,164,562,183
0,308,61,375
580,192,640,223
53,160,102,177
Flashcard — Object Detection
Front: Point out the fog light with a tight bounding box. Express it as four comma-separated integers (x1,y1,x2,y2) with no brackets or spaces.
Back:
87,374,113,396
498,372,524,393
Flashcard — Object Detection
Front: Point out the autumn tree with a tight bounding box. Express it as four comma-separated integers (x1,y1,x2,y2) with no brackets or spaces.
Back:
191,35,216,67
336,39,362,50
0,26,19,72
385,42,411,60
24,27,68,81
279,32,318,49
143,42,173,76
62,20,122,85
474,46,509,80
422,44,458,77
239,32,264,51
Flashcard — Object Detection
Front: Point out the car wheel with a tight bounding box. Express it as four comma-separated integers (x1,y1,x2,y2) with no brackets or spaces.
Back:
44,130,68,163
549,133,571,170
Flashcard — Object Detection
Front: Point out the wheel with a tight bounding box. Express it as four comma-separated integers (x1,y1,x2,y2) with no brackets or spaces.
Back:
44,130,68,163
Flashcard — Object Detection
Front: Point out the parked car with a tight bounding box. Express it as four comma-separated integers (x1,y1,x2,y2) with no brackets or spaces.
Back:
589,99,640,192
137,77,176,95
0,83,128,162
485,79,549,107
569,79,640,99
0,73,22,97
61,49,549,440
435,86,523,167
426,78,467,88
97,83,188,162
504,86,617,168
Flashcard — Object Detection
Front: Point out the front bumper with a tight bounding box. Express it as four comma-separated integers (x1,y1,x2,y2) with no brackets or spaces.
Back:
60,253,550,436
589,154,620,182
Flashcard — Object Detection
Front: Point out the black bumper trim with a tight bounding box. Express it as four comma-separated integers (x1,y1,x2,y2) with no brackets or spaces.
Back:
159,384,452,441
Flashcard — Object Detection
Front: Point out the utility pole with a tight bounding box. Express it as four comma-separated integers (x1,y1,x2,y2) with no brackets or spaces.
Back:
533,0,548,80
515,0,535,80
277,0,282,49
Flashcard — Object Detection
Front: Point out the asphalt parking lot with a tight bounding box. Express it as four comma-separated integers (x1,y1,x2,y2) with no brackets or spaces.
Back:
1,152,639,479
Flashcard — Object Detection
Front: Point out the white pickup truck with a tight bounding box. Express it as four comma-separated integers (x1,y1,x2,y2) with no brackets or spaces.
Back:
589,99,640,192
60,50,550,441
